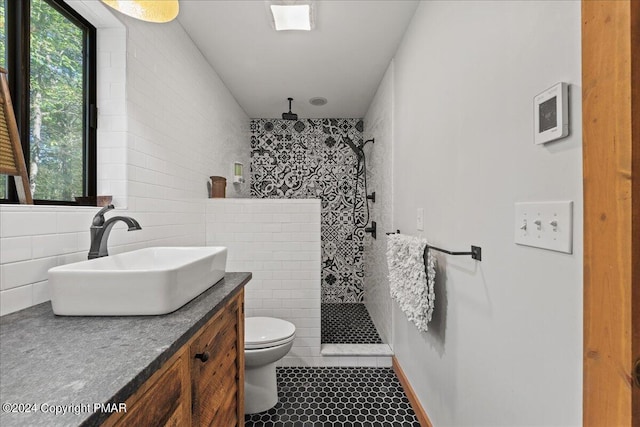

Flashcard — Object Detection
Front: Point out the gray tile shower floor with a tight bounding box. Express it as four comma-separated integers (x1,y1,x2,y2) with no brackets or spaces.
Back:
321,303,383,344
244,367,421,427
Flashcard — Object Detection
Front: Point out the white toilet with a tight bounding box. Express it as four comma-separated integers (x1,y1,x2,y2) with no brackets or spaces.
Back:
244,316,296,414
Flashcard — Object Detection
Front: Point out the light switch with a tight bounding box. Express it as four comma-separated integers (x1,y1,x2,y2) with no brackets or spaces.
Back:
514,201,573,253
417,208,424,231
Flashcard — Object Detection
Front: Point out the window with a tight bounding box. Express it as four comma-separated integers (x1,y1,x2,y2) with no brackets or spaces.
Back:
2,0,96,204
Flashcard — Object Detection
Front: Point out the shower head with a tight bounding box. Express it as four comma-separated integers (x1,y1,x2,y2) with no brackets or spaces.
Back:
282,97,298,121
344,137,364,160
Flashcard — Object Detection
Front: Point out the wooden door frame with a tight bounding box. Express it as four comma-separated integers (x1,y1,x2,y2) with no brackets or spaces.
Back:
582,1,639,425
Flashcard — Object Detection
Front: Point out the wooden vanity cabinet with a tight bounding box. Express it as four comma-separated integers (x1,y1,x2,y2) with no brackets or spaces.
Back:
103,290,245,427
109,355,190,427
191,291,245,426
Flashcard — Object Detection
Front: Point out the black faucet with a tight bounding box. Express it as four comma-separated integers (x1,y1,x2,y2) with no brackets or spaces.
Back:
88,204,142,259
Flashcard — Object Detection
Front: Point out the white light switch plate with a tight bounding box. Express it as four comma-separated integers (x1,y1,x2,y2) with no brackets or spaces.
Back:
514,201,573,253
417,208,424,231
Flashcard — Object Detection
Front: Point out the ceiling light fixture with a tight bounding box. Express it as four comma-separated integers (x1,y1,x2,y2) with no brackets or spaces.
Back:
268,1,315,31
100,0,179,23
309,97,327,106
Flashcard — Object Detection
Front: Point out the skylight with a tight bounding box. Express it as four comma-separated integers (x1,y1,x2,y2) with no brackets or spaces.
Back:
270,4,313,31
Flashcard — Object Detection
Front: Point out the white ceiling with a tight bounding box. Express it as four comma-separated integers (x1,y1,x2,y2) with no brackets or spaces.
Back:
178,0,419,119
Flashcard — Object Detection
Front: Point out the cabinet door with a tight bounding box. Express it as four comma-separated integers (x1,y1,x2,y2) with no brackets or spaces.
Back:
113,355,190,427
191,292,244,427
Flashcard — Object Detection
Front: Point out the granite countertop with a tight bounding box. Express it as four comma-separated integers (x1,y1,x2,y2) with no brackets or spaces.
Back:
0,272,252,427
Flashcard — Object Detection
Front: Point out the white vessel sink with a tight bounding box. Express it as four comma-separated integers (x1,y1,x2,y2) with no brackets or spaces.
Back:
49,247,227,316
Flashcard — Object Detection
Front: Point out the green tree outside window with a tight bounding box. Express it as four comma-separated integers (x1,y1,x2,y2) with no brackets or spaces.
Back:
30,0,84,201
1,0,94,204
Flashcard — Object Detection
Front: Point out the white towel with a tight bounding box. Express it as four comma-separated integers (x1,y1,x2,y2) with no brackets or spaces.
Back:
386,234,436,332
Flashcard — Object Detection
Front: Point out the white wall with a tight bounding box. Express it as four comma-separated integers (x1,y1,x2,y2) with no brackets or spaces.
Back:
362,63,394,344
0,204,191,315
96,25,128,206
206,199,321,366
387,1,583,426
121,13,251,206
0,2,250,315
205,199,391,368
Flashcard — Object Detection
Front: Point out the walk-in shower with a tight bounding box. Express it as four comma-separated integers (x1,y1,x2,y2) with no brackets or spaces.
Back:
250,118,386,347
319,137,382,345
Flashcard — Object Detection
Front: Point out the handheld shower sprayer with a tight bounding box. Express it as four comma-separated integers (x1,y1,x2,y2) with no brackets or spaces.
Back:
345,138,374,161
345,137,376,233
344,137,364,161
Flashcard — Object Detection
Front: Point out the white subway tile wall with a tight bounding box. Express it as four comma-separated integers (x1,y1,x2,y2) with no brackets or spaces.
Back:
206,199,323,366
205,199,389,367
0,1,249,315
362,64,394,344
0,206,94,315
0,204,206,315
96,27,128,207
122,16,251,206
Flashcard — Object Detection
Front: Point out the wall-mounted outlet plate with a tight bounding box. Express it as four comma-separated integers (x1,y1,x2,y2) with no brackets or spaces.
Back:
514,201,573,253
417,208,424,231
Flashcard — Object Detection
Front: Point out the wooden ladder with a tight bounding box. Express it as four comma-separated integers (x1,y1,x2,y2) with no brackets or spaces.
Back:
0,67,32,204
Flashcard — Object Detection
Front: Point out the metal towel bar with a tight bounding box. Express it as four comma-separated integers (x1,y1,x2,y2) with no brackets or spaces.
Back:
386,230,482,261
425,244,482,261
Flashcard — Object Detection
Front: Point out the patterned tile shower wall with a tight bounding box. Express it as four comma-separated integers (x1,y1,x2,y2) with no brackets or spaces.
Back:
250,119,366,303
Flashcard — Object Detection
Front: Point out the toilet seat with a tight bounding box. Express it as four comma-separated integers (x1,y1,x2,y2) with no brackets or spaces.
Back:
245,317,295,350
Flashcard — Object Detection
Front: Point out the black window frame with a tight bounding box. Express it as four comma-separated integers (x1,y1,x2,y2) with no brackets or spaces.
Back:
3,0,97,205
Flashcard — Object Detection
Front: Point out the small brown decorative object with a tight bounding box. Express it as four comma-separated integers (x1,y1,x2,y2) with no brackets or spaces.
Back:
74,195,112,206
210,176,226,198
97,195,113,207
